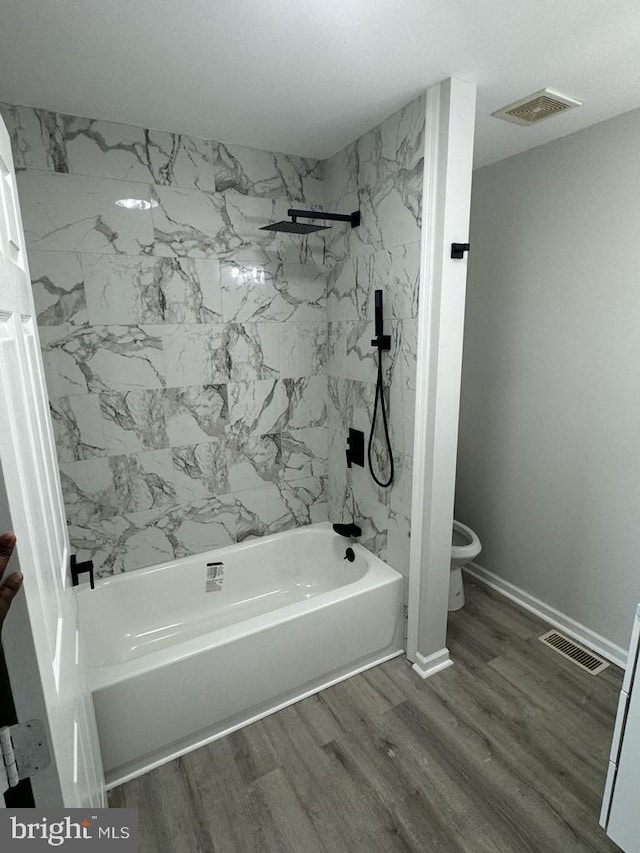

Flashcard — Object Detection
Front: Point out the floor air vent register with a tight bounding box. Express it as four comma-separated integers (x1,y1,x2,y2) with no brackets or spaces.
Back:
538,630,609,675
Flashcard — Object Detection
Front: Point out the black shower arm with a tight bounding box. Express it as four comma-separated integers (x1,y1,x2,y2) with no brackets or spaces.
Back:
288,208,361,228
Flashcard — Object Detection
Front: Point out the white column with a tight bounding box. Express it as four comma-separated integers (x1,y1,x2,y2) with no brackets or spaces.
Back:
407,77,477,677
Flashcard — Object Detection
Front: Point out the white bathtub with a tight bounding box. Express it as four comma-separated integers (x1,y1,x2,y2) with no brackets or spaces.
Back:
77,522,404,787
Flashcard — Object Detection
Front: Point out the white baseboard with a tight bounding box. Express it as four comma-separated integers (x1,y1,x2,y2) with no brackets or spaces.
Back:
464,562,628,670
412,648,454,680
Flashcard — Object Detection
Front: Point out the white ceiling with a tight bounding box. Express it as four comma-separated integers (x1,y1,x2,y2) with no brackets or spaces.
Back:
1,0,639,168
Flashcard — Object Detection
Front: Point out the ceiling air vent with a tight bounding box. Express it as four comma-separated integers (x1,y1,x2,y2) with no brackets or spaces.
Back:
493,88,582,126
539,630,609,674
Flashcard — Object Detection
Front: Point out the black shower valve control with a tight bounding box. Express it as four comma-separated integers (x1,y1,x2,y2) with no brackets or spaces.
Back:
346,427,365,468
451,242,470,259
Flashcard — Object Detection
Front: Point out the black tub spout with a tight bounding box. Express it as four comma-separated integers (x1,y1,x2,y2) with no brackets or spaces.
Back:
332,522,361,538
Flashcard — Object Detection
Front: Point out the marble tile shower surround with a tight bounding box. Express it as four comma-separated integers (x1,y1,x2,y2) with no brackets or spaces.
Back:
1,94,425,578
1,102,330,576
323,94,425,578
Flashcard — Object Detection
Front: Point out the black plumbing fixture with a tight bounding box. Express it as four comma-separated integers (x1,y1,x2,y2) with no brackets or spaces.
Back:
344,547,356,563
371,289,391,351
70,554,95,590
368,289,394,488
346,427,364,469
332,523,362,538
451,242,470,259
260,208,361,234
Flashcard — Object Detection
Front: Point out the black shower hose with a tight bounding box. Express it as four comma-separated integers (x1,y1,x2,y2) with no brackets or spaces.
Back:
367,348,394,488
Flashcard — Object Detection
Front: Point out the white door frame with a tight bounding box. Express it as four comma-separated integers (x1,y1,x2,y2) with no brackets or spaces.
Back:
0,114,105,807
407,77,477,675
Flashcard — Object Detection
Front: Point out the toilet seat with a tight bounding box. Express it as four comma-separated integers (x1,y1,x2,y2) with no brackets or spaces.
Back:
451,519,481,563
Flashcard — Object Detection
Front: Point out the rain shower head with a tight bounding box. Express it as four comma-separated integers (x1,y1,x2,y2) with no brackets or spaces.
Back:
260,208,360,234
261,220,330,234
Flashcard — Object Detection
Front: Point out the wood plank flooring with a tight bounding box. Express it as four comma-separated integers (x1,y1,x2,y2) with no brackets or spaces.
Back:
110,580,624,852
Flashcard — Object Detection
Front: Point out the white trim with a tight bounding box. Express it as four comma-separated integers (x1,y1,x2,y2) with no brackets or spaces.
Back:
464,562,628,669
411,648,454,680
105,647,404,790
407,82,442,661
407,78,477,664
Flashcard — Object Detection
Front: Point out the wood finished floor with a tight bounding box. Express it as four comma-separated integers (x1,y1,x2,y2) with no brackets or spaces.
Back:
110,580,624,853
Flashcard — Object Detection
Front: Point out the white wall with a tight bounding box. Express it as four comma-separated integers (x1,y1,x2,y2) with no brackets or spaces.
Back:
456,107,640,652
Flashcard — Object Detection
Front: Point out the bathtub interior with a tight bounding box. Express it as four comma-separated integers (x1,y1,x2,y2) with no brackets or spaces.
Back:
78,524,370,668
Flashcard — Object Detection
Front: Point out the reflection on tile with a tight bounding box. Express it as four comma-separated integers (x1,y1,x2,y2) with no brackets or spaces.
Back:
17,172,154,254
29,250,88,326
213,143,323,203
83,255,222,324
221,259,325,323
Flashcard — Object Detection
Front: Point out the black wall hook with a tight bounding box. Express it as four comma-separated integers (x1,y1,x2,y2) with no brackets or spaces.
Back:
451,242,470,259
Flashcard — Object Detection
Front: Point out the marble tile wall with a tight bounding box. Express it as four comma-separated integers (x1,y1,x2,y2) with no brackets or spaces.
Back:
323,94,425,578
1,102,329,575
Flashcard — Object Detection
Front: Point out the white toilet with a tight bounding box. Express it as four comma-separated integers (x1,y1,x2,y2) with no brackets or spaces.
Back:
449,520,482,611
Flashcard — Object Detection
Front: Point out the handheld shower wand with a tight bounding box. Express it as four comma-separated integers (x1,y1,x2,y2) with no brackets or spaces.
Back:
368,290,394,488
